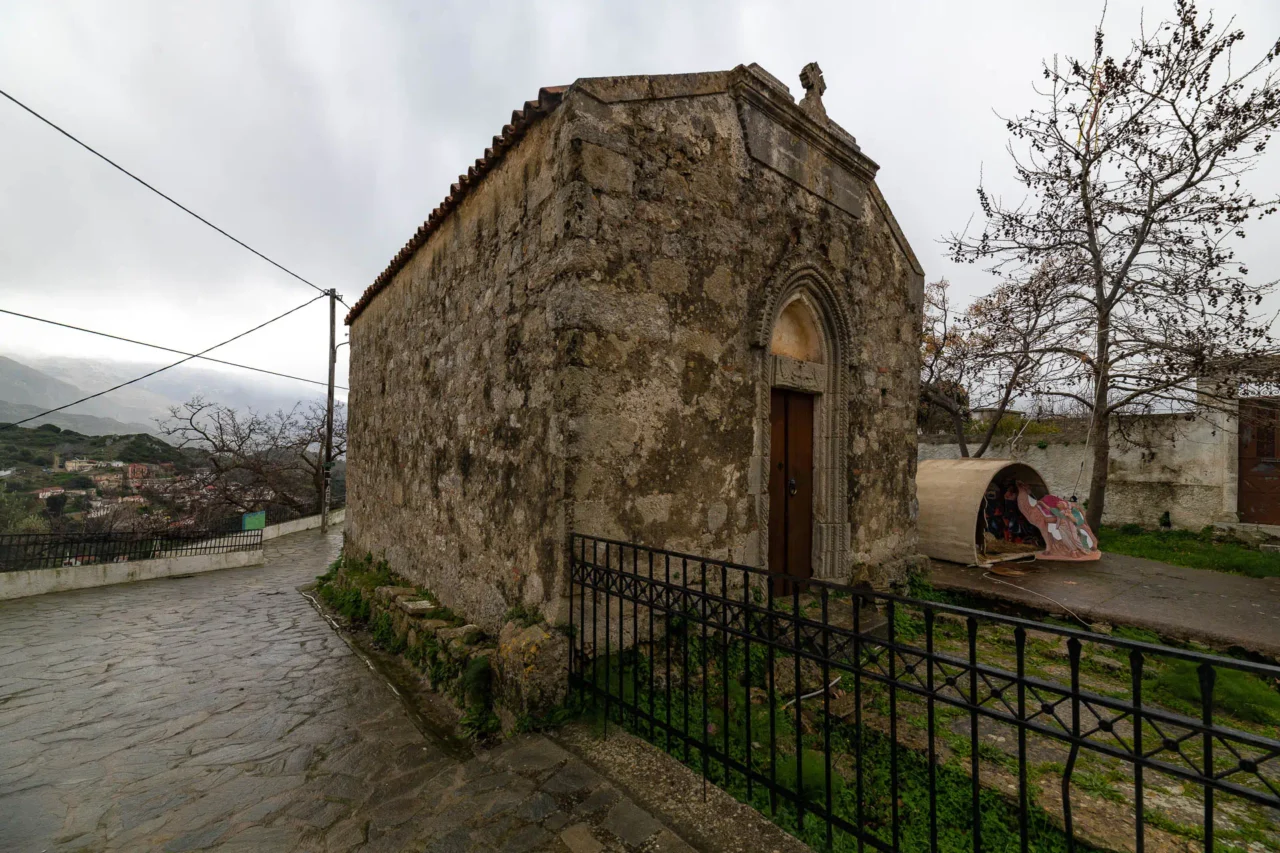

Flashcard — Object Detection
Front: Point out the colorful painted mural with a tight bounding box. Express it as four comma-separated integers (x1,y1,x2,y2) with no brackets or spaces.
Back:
1016,483,1100,561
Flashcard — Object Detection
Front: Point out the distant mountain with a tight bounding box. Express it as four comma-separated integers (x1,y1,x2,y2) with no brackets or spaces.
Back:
0,399,157,436
0,356,85,409
25,354,329,416
0,353,331,435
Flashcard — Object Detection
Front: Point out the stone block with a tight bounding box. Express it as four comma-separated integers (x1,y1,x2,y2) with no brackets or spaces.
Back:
495,621,569,717
648,829,698,853
579,141,634,196
601,800,662,847
559,824,603,853
375,586,418,603
437,624,483,645
399,599,443,616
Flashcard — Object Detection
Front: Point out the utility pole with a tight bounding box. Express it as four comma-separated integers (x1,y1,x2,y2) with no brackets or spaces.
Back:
320,289,336,535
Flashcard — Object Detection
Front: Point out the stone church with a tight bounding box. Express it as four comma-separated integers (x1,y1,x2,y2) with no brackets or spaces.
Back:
344,63,924,631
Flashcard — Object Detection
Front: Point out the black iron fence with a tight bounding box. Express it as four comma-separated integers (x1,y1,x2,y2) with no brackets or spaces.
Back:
569,533,1280,853
0,528,263,572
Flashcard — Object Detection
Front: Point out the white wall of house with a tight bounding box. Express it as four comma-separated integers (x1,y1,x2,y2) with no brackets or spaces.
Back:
260,508,345,541
918,410,1239,530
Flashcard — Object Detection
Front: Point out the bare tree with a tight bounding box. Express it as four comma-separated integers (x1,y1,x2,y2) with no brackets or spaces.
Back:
920,279,975,449
921,277,1055,457
158,397,347,521
950,1,1280,528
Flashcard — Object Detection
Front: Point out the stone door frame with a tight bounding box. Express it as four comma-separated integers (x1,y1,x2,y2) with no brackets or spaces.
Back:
751,261,855,581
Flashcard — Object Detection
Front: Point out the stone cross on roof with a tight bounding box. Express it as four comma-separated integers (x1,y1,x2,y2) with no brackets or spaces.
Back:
799,61,827,122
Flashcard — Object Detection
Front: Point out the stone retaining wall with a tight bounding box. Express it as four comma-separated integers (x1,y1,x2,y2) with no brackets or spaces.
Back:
0,547,265,601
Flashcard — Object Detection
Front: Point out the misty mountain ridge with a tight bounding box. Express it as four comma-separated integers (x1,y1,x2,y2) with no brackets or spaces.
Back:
0,353,330,436
0,398,157,436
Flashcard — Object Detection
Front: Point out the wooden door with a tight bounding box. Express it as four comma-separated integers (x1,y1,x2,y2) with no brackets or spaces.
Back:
1239,400,1280,524
769,389,814,592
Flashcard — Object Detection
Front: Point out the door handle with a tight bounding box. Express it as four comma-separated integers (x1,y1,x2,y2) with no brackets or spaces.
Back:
788,477,797,496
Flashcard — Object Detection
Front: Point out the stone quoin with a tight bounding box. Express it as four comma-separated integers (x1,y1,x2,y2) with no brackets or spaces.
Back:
343,63,926,632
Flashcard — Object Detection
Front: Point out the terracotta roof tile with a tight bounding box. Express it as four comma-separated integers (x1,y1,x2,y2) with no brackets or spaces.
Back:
345,86,568,324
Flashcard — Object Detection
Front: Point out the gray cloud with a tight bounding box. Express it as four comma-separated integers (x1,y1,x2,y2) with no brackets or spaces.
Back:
1,0,1278,404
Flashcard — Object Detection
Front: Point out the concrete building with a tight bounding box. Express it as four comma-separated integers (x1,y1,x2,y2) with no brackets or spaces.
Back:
344,63,925,631
91,472,124,491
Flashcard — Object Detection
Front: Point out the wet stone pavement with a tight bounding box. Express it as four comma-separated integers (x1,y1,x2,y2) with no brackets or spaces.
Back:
0,530,697,852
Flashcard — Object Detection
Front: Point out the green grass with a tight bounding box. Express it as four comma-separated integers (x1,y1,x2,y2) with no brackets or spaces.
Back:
580,642,1105,853
1098,526,1280,579
1149,660,1280,725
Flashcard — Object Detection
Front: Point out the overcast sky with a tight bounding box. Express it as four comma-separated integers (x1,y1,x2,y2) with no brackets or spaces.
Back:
2,0,1278,407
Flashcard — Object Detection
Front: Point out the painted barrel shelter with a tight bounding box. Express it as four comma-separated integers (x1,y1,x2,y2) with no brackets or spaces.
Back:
916,458,1051,566
342,63,925,632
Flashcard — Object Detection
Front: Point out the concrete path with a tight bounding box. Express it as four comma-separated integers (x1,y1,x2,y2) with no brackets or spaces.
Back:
0,529,698,852
930,551,1280,658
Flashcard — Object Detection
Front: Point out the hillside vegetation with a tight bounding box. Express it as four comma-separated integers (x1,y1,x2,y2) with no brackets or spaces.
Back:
0,424,201,491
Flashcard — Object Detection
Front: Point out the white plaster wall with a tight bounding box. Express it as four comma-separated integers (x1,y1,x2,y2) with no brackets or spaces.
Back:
0,548,265,601
261,508,345,541
918,412,1239,530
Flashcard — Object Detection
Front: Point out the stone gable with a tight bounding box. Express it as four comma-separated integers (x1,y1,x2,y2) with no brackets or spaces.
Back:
346,63,924,631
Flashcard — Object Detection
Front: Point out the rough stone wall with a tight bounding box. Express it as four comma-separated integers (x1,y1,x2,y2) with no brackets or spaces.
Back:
555,78,922,587
345,111,577,632
918,412,1239,529
347,67,926,634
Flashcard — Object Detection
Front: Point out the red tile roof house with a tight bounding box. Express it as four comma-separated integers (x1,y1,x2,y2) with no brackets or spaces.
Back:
343,63,925,634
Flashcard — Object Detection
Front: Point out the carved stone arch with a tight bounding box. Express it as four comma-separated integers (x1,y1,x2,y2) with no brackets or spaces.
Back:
753,258,856,359
750,256,855,581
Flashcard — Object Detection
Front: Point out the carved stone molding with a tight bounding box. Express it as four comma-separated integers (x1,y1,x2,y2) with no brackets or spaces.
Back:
751,259,855,581
770,355,826,394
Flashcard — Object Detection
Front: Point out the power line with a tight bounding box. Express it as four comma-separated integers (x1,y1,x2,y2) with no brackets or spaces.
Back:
0,307,348,391
0,86,338,301
0,294,326,431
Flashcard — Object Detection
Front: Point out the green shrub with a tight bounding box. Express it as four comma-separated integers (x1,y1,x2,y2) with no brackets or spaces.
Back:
503,602,542,629
407,634,441,673
371,611,405,654
318,583,370,625
460,655,493,709
459,706,500,739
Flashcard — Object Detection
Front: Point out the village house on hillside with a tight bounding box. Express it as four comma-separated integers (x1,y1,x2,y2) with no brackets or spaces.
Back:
343,63,925,631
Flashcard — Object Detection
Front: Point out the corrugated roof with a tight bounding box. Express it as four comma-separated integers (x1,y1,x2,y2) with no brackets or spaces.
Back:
345,85,569,325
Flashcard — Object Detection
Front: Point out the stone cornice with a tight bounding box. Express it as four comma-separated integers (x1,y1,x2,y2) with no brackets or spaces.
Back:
730,64,880,185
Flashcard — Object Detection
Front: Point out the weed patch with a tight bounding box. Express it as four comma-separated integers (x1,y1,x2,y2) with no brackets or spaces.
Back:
1098,527,1280,579
1149,660,1280,724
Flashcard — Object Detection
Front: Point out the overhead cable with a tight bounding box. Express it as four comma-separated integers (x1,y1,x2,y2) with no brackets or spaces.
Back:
0,294,326,430
0,307,348,391
0,86,338,301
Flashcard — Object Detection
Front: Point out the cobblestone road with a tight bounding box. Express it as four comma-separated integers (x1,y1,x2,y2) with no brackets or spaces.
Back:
0,530,695,853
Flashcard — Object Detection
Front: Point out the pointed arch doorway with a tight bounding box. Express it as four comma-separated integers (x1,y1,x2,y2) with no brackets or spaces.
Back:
769,387,814,592
767,297,824,592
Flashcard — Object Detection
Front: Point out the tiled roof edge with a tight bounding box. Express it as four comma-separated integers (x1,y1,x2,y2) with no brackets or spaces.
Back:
345,85,569,325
